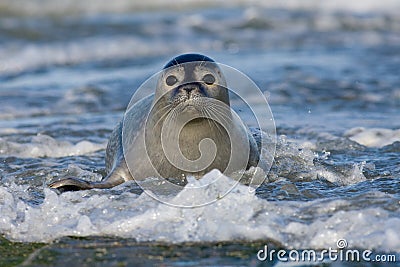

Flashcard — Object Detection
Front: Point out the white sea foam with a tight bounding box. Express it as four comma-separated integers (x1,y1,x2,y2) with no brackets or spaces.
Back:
1,0,399,16
0,134,105,158
0,37,172,75
315,162,367,185
1,1,398,76
0,170,398,252
273,135,366,186
344,127,400,148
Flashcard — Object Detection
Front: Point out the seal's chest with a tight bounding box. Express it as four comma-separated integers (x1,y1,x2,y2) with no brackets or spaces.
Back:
178,120,231,160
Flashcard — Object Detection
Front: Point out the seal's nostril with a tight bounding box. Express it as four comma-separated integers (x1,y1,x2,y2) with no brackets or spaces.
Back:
183,87,195,93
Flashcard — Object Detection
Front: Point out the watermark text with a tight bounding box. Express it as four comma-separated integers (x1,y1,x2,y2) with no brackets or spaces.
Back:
257,239,397,263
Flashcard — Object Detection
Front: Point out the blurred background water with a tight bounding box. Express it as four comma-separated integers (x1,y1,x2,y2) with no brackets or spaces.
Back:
0,0,399,266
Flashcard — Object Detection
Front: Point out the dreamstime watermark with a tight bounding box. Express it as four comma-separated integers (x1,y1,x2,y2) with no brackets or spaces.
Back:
122,58,276,207
257,239,397,263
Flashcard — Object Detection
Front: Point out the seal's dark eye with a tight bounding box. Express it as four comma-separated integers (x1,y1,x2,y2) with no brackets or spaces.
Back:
166,75,178,86
203,74,215,85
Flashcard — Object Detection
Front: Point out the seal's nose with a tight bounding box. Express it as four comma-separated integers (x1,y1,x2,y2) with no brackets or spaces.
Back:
183,87,195,94
175,82,203,99
181,83,199,95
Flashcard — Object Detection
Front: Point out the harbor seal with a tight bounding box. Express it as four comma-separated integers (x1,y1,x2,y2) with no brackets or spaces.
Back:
49,53,262,192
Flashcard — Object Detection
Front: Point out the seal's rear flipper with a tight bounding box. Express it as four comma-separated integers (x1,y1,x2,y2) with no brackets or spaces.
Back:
49,175,125,193
48,178,95,193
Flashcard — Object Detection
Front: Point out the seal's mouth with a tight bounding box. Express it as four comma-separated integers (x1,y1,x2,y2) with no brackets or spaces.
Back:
182,98,199,110
174,98,204,114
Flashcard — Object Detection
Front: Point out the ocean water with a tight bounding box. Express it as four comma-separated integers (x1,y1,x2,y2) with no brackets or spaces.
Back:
0,0,399,265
